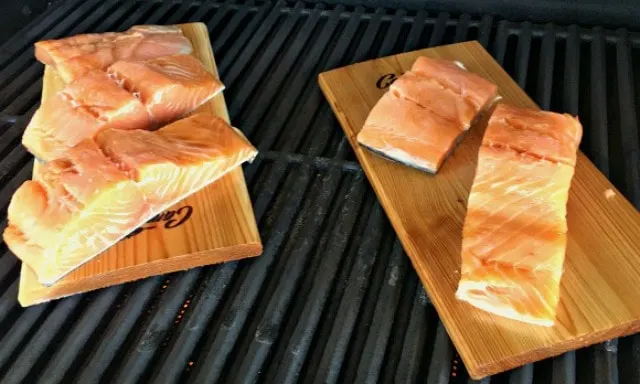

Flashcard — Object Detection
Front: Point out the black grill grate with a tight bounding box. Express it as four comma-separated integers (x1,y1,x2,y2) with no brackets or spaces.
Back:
0,0,638,383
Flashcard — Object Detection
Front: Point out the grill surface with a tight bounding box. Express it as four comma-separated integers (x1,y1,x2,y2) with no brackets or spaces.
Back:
0,1,639,383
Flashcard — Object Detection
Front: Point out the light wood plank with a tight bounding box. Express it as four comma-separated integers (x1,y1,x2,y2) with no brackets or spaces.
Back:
19,22,262,306
318,41,640,379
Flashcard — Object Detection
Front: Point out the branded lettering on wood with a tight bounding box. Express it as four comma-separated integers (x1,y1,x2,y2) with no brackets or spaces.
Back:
375,73,399,89
125,206,194,239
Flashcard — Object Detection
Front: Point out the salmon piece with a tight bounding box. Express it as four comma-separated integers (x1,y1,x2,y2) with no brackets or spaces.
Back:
456,263,561,327
23,71,151,161
4,113,257,285
390,72,478,129
461,146,573,272
22,54,223,161
456,104,583,326
95,114,249,206
35,25,192,83
5,140,147,283
108,54,223,125
410,56,498,112
357,92,463,172
357,56,498,173
483,103,582,166
391,59,498,129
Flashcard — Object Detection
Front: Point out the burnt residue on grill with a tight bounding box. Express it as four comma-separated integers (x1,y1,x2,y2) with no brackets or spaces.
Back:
0,0,638,383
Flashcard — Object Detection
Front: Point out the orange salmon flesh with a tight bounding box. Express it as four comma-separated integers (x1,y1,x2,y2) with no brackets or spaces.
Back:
22,54,224,162
35,25,193,83
456,103,583,326
5,113,257,286
357,56,498,173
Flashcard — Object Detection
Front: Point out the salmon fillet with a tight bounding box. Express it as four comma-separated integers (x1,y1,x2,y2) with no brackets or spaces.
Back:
35,25,193,83
4,113,257,286
390,71,478,129
410,57,498,113
456,104,583,326
23,54,224,161
107,55,221,125
357,56,498,173
357,92,463,172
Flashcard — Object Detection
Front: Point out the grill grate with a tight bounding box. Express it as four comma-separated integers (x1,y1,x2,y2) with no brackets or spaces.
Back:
0,0,639,383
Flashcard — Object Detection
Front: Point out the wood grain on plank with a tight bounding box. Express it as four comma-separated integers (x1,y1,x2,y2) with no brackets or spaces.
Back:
318,41,640,379
19,22,262,306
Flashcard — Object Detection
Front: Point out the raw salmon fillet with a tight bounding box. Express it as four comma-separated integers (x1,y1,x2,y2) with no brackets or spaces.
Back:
35,25,193,83
455,103,583,326
356,92,463,172
357,56,498,173
23,54,224,161
4,113,257,286
108,55,221,125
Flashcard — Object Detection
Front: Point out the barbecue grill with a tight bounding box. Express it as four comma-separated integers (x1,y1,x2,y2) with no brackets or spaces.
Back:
0,0,638,383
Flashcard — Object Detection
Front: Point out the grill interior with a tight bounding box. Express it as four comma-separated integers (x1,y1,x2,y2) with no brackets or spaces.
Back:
0,0,639,383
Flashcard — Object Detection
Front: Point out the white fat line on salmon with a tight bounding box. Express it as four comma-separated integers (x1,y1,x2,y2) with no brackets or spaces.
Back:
386,88,468,127
484,141,572,166
390,70,494,126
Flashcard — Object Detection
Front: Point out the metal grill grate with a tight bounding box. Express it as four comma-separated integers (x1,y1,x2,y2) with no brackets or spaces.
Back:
0,0,638,383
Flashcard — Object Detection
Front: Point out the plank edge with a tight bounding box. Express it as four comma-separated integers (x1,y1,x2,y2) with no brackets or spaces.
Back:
467,317,640,379
18,242,263,306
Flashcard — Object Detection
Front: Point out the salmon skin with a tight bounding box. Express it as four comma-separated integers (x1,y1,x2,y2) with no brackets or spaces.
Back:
4,113,257,286
23,54,224,162
357,56,498,173
455,103,583,327
35,25,193,83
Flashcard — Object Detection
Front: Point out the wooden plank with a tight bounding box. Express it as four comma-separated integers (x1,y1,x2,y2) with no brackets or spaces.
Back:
18,22,263,306
318,41,640,379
